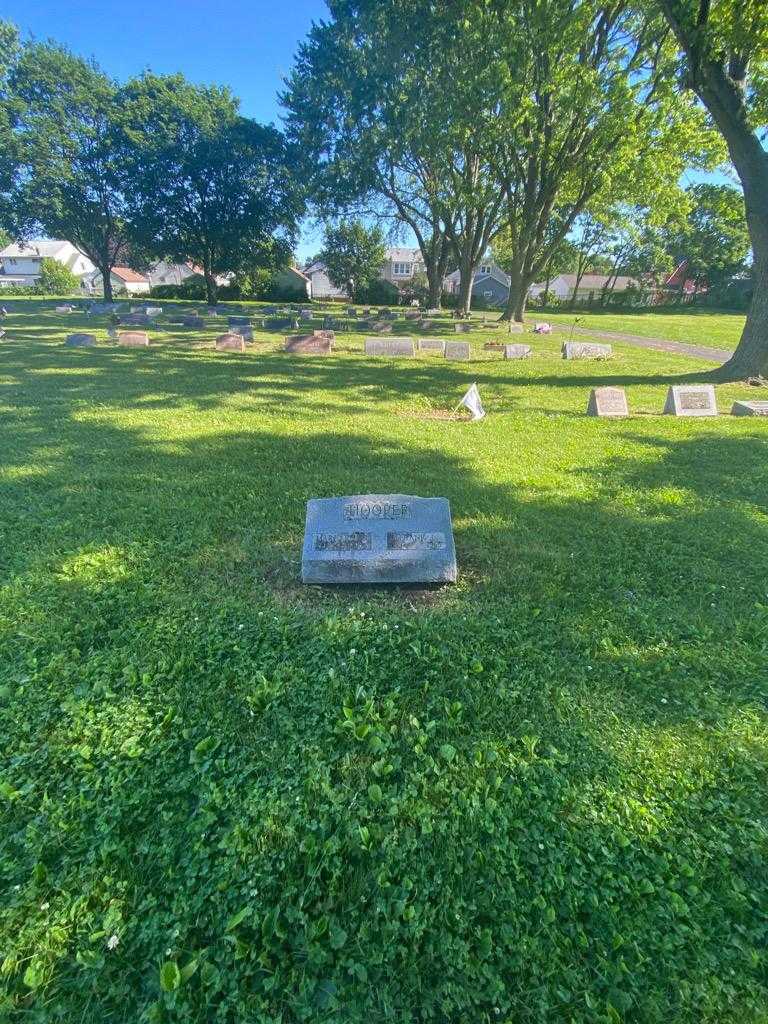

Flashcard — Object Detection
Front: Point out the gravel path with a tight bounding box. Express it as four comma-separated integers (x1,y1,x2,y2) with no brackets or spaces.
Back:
552,323,733,363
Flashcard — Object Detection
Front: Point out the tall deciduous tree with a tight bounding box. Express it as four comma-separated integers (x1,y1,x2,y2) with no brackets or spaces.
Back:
667,183,751,294
447,0,711,321
120,74,304,305
318,221,387,299
282,7,503,313
650,0,767,376
1,35,131,302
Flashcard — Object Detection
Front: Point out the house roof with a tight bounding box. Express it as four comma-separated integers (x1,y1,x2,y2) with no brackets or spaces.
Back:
386,247,421,263
0,239,71,259
112,267,149,283
557,273,638,290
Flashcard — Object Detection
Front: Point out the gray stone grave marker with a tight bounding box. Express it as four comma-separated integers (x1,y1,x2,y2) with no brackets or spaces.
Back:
230,324,253,341
228,316,252,327
562,341,612,360
266,316,299,331
444,341,471,361
215,333,246,352
419,319,435,330
299,308,313,319
663,384,718,417
731,400,768,416
504,344,532,359
369,320,392,333
65,333,97,348
587,386,629,417
301,494,457,584
454,322,472,333
364,337,415,357
419,339,445,353
285,331,333,354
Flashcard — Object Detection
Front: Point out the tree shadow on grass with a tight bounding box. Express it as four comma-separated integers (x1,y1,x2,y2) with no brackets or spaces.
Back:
1,403,767,1020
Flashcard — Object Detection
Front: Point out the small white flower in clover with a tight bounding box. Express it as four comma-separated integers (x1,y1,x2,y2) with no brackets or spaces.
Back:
107,934,119,950
350,648,356,655
40,902,50,910
238,624,244,630
661,698,668,704
166,948,172,956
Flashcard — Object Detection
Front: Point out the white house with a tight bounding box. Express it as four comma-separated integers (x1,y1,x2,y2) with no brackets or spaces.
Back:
380,247,425,285
83,266,151,296
0,240,95,288
529,273,640,301
303,259,348,300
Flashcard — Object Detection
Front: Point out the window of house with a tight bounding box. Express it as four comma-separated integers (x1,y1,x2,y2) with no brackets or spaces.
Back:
480,265,491,275
393,262,412,276
483,290,493,298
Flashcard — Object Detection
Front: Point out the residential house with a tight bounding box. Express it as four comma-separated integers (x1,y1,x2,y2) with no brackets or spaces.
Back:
443,261,511,304
380,248,425,286
83,266,151,296
0,240,95,288
303,259,348,300
529,273,640,302
147,261,232,289
273,266,311,298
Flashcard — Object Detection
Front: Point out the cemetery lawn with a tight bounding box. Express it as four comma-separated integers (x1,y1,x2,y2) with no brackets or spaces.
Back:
1,302,767,1023
540,308,745,350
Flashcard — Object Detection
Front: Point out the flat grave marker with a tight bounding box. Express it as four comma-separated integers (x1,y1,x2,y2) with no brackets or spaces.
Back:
302,494,457,584
266,316,299,331
562,341,612,360
364,337,416,357
369,320,392,333
587,386,629,417
663,384,718,417
228,316,252,327
731,400,768,416
504,343,532,359
230,324,253,341
419,339,445,353
444,341,471,361
454,322,472,333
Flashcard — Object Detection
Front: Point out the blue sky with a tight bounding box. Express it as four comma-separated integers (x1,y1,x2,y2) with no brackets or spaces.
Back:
10,0,330,259
9,1,735,265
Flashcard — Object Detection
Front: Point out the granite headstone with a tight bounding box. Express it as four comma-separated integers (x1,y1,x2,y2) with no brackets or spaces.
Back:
731,400,768,416
364,337,416,357
419,339,445,353
65,333,97,348
504,344,532,359
285,331,333,354
118,331,150,347
454,322,472,333
301,494,457,584
444,341,471,361
215,333,246,352
562,341,612,360
663,385,718,417
587,387,629,417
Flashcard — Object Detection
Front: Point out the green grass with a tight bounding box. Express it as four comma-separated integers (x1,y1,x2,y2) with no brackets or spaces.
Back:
1,300,767,1023
537,308,745,350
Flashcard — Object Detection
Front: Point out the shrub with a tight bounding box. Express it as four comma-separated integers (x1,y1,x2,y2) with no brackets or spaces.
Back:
355,278,400,306
33,258,80,295
151,277,207,300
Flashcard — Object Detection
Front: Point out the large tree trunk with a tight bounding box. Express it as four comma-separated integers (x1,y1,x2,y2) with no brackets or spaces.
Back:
456,255,474,315
657,3,768,378
714,142,768,378
204,269,218,306
501,255,527,323
100,264,113,303
424,257,443,308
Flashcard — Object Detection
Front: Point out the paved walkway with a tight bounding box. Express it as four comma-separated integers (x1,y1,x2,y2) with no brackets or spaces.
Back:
552,323,733,363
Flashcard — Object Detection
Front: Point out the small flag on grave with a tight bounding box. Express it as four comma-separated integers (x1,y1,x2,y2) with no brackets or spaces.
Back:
456,383,485,421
